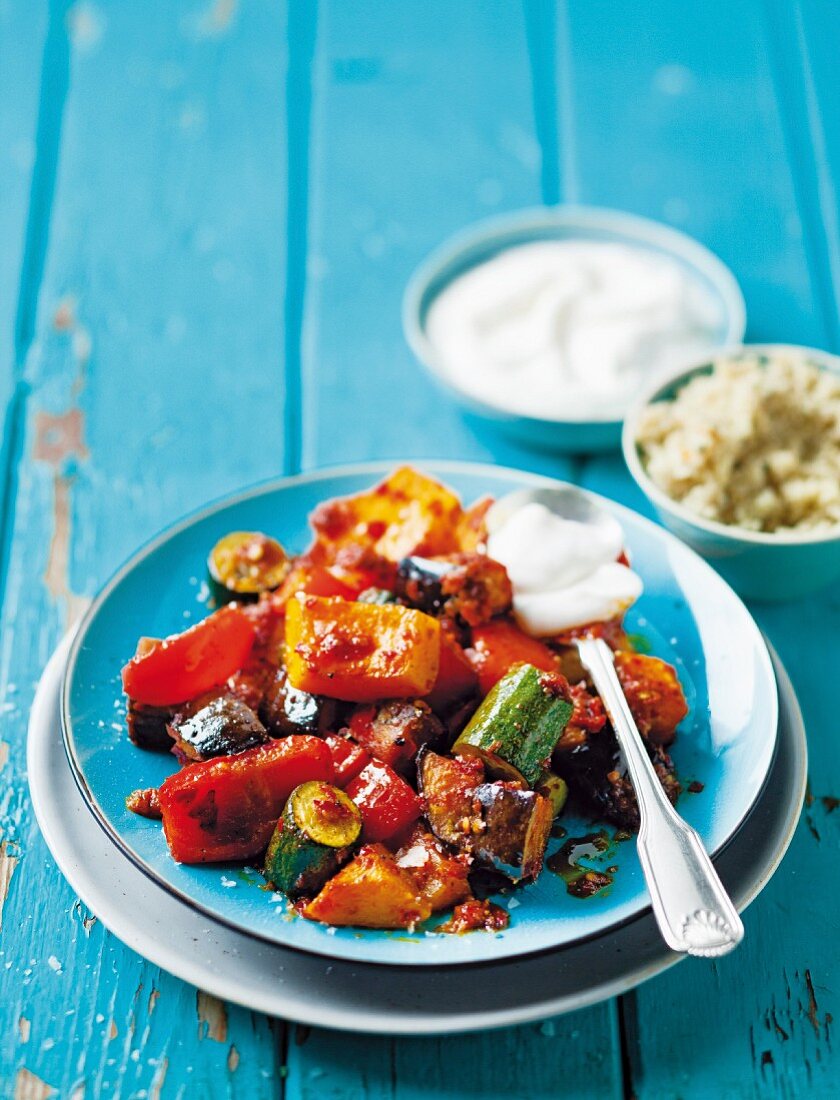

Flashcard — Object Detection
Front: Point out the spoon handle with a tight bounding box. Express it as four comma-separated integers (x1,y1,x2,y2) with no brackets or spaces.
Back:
576,637,744,957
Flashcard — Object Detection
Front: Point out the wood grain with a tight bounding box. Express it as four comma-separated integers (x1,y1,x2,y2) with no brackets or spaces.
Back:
1,0,839,1096
0,1,289,1094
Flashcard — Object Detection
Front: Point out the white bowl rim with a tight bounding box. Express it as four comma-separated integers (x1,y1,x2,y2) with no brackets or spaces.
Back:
403,204,747,427
622,342,840,547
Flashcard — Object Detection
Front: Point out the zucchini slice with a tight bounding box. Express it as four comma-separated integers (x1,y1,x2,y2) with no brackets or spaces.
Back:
535,770,569,817
454,663,573,787
264,780,362,898
208,531,288,601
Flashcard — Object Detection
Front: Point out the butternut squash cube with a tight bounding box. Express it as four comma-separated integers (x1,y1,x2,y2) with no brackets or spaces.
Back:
304,843,432,929
396,826,471,912
309,466,464,562
285,594,440,702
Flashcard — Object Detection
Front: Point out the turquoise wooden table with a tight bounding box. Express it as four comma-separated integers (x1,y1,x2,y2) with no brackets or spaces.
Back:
1,2,838,1096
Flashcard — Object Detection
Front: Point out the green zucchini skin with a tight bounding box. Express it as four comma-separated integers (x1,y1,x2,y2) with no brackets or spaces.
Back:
535,770,569,817
264,781,362,898
454,663,574,787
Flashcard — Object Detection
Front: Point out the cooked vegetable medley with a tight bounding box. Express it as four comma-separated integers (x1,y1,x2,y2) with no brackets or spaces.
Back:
122,468,689,933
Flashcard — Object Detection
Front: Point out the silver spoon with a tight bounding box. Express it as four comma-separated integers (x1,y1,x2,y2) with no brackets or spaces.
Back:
486,486,744,958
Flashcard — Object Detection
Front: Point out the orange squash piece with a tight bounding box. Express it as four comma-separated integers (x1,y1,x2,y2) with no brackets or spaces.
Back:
285,594,440,702
309,466,464,563
614,651,688,744
304,843,432,929
396,826,471,912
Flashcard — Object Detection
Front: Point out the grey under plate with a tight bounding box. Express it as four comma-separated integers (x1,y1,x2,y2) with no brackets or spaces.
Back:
28,636,805,1035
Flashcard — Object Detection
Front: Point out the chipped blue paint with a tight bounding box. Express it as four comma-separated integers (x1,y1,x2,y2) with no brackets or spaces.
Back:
0,0,838,1096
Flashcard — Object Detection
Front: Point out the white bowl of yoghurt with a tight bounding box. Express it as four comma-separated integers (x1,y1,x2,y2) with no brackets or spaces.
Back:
404,207,746,453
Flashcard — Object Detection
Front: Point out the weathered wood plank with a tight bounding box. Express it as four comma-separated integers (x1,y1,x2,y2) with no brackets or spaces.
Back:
299,0,580,484
285,1017,622,1100
286,2,622,1096
0,2,292,1095
556,1,840,1095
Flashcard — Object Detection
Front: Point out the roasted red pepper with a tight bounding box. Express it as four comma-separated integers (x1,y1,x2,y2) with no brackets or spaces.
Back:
158,735,333,863
274,563,357,604
468,620,558,697
345,761,422,843
424,633,478,712
324,733,371,787
121,605,256,707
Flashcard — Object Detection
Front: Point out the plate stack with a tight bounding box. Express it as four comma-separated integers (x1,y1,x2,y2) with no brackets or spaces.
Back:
29,464,807,1034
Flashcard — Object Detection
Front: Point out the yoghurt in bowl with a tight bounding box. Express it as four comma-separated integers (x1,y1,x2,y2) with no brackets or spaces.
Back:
404,207,746,453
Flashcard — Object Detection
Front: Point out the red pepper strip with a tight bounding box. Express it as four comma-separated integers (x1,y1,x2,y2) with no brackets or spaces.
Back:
122,605,256,707
158,735,333,863
468,620,558,698
324,734,371,787
345,761,422,843
424,632,478,712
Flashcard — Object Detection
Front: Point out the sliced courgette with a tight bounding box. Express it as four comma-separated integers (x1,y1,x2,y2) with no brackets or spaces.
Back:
453,663,573,787
264,781,362,898
535,770,569,817
208,531,288,601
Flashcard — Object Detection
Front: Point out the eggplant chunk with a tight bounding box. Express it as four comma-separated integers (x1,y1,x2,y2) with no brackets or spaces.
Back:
396,553,512,626
259,668,339,737
126,700,175,751
553,724,681,831
169,695,269,763
352,699,444,775
471,783,553,883
418,749,485,847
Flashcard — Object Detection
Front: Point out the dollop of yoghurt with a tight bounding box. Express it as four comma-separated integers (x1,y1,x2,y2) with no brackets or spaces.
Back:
487,502,643,635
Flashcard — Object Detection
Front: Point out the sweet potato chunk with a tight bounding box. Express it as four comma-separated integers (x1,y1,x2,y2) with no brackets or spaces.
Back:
304,843,431,929
285,594,440,702
309,467,464,563
396,826,471,911
614,652,688,744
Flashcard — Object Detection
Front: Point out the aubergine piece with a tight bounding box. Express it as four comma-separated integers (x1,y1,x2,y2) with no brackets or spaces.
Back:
395,556,455,615
168,695,269,763
471,782,553,883
418,749,485,848
259,668,339,737
553,724,681,832
396,554,512,626
126,700,176,751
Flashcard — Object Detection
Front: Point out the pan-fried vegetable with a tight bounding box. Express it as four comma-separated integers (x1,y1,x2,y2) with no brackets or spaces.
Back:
122,606,256,708
395,826,471,911
309,466,464,563
303,843,431,929
259,668,339,738
208,531,288,601
418,750,485,847
284,595,440,702
468,620,559,696
348,700,443,774
454,663,574,786
263,781,362,898
324,734,371,786
424,632,479,714
169,695,269,763
345,761,422,842
534,770,569,817
471,782,553,882
614,651,688,744
158,735,333,863
396,553,512,626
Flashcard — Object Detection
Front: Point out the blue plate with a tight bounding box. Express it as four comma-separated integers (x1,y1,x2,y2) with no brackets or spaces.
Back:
61,462,778,966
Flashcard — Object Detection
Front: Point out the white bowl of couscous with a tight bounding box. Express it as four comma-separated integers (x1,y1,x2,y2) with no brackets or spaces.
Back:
622,345,840,600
